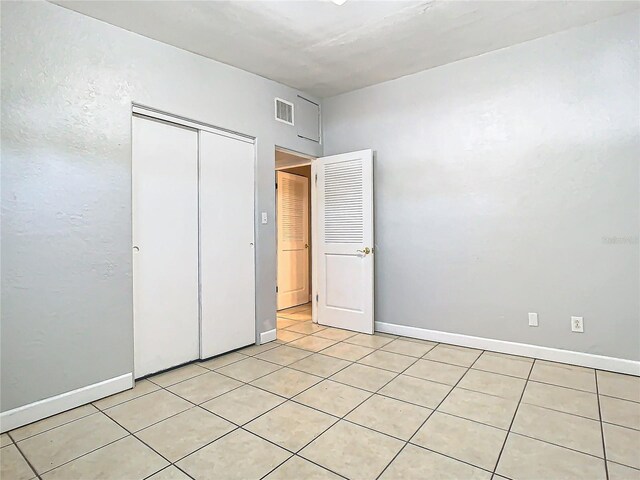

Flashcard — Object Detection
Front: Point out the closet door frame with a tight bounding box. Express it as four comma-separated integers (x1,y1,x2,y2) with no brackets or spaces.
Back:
131,104,257,363
132,104,254,144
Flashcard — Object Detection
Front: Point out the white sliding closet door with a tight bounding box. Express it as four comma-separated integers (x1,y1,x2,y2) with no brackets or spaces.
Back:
132,115,200,378
200,130,256,358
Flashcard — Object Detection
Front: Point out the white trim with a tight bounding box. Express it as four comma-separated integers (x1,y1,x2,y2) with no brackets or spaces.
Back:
275,146,315,171
260,329,277,344
311,159,318,326
0,373,133,433
275,146,316,162
375,322,640,377
276,160,312,170
132,104,255,144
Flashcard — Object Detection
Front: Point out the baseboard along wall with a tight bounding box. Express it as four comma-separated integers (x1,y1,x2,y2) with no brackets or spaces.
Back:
375,322,640,377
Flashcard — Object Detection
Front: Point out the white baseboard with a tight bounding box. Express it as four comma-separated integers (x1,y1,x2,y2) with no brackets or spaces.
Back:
0,373,133,433
260,329,277,344
375,322,640,377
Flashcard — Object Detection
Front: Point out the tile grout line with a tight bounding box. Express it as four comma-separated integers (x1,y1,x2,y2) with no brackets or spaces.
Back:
140,464,195,480
164,425,242,468
9,410,137,479
162,374,248,405
350,360,620,466
7,408,98,444
96,386,249,478
157,339,355,475
146,367,212,389
30,411,143,477
595,372,610,480
490,357,536,476
290,358,439,445
255,440,350,480
93,410,181,473
171,464,198,480
377,348,491,480
491,431,612,463
517,396,608,423
243,349,369,431
287,456,351,480
91,388,160,412
9,437,42,480
254,336,425,479
42,441,126,477
167,362,360,478
168,332,418,478
606,461,640,473
601,417,640,430
166,397,349,480
97,399,205,480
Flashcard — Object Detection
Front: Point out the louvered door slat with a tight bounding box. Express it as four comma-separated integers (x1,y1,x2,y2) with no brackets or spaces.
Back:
324,159,364,244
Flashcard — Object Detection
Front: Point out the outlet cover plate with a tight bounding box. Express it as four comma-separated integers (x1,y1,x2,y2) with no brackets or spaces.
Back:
528,312,538,327
571,316,584,333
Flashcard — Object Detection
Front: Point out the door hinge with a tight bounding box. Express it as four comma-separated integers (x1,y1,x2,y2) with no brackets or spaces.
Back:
275,182,278,189
276,286,279,293
316,294,319,302
314,173,317,184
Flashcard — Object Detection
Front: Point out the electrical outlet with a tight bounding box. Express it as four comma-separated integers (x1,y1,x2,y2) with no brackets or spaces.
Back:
261,212,268,224
528,312,538,327
571,316,584,333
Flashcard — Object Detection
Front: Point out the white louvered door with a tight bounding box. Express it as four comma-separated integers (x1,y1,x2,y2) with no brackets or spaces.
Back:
277,171,310,310
314,150,374,333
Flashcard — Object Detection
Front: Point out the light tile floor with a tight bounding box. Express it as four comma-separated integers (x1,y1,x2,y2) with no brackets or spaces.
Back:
2,302,639,479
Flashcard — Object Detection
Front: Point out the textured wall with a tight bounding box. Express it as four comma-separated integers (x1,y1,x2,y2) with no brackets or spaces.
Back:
1,1,321,412
323,12,640,360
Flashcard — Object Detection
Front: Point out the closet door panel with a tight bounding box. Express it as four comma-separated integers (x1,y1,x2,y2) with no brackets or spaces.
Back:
132,116,200,378
200,131,256,358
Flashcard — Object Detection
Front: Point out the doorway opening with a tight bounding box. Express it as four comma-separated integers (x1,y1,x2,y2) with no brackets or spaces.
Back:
275,147,314,337
275,147,375,341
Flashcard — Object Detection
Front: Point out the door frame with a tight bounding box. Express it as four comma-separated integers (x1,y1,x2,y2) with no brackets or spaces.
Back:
131,104,258,374
275,146,318,324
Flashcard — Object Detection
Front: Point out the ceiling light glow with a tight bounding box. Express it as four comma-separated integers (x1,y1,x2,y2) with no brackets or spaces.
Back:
331,0,348,5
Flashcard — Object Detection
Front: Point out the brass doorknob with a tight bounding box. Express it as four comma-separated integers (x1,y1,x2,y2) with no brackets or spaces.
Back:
305,244,309,249
357,247,371,255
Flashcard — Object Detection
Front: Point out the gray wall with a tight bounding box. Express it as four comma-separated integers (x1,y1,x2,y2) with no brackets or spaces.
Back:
1,1,321,412
322,11,640,361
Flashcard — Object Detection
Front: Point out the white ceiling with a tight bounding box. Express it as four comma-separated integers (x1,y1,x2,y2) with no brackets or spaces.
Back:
55,1,638,98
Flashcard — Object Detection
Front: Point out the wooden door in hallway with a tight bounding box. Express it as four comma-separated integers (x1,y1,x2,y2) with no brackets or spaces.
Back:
277,171,310,310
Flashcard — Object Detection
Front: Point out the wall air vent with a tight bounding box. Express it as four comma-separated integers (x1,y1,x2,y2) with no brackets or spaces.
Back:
275,98,294,126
